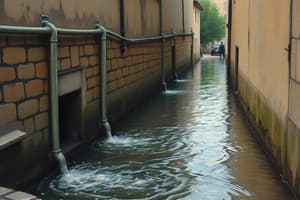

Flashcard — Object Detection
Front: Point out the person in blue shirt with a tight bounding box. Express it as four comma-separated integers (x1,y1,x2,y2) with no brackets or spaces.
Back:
219,42,225,59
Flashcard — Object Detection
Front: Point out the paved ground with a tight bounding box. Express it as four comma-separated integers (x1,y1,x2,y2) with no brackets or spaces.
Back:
0,187,40,200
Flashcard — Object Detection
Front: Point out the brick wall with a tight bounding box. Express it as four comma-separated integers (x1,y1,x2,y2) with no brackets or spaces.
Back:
0,34,193,187
0,35,50,187
0,36,48,134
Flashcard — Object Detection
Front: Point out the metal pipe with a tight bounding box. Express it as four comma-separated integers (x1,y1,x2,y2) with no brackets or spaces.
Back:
182,0,185,39
120,0,126,52
40,16,68,174
161,33,167,91
190,29,194,68
160,0,163,34
107,30,163,43
172,31,178,80
106,30,190,43
0,25,50,35
57,28,101,35
227,0,233,67
96,24,112,138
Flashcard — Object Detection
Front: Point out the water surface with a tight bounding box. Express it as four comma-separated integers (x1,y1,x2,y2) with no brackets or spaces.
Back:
34,57,292,199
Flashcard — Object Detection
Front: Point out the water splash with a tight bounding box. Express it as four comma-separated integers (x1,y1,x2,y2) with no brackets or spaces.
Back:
175,79,192,83
33,58,292,199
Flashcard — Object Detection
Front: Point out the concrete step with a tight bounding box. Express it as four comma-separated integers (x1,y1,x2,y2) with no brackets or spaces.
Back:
0,187,40,200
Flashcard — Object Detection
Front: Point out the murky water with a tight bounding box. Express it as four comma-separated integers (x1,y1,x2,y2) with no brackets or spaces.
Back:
33,57,293,199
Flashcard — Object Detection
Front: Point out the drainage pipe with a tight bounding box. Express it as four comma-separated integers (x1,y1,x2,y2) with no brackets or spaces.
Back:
58,23,111,138
161,33,167,91
40,17,68,174
172,31,178,80
0,25,50,35
96,24,112,138
107,30,163,43
120,0,126,52
182,0,185,39
190,29,194,68
57,28,101,35
160,0,163,34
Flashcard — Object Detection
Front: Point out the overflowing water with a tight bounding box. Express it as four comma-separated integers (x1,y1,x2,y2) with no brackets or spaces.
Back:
33,57,292,199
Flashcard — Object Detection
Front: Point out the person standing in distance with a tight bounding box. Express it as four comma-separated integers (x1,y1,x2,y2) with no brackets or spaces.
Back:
219,41,225,59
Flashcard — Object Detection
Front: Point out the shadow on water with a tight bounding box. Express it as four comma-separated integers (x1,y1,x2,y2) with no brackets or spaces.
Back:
32,57,293,200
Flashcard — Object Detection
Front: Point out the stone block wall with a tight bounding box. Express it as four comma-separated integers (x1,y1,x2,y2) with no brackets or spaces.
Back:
0,35,50,187
0,36,48,134
0,33,194,188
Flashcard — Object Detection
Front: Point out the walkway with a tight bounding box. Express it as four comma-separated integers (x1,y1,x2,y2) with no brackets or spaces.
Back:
32,57,292,199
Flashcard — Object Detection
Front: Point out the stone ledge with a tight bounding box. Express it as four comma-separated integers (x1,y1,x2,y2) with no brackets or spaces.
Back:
0,122,26,150
0,130,27,150
0,187,40,200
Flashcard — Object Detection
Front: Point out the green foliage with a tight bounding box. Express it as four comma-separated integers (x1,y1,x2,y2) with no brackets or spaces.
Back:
199,0,226,46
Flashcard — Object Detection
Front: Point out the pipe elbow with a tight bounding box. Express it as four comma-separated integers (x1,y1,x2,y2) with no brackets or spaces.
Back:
95,24,107,38
53,151,68,174
41,19,58,42
103,120,112,138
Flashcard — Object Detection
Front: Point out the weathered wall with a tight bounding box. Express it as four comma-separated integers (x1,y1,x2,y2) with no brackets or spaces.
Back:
0,0,197,37
125,0,160,37
0,0,199,188
287,0,300,196
229,0,294,196
0,33,194,188
0,0,120,32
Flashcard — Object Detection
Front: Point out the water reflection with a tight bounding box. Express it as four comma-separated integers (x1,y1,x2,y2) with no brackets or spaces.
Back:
33,57,292,199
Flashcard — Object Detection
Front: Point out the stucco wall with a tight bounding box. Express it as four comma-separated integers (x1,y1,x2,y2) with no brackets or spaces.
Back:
287,0,300,196
0,0,197,38
229,0,294,195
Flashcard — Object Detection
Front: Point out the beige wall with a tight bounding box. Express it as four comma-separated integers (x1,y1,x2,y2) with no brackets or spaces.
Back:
0,0,195,38
287,0,300,196
0,0,120,32
164,0,183,33
229,0,298,196
193,5,201,55
163,0,195,34
125,0,160,37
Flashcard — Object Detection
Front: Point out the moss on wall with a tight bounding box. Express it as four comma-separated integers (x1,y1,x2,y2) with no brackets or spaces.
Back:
236,73,288,171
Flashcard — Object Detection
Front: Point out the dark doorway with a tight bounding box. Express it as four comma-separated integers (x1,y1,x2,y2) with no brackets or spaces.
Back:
235,46,239,91
59,90,81,152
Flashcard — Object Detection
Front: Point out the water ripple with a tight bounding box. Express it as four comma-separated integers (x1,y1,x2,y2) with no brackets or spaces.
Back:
34,58,292,199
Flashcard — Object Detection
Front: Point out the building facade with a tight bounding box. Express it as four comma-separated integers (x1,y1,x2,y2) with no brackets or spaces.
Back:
0,0,201,188
228,0,300,197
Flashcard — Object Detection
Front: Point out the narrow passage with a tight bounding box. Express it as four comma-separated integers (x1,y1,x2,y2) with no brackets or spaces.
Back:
34,57,292,199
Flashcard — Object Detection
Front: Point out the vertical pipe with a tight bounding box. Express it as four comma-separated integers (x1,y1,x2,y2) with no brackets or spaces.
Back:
172,31,178,80
40,16,68,174
120,0,126,52
161,34,167,90
191,29,194,68
227,0,233,68
160,0,167,90
160,0,163,34
96,24,112,138
182,0,185,39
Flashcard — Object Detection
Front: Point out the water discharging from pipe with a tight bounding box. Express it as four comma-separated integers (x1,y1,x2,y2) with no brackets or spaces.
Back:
32,58,292,200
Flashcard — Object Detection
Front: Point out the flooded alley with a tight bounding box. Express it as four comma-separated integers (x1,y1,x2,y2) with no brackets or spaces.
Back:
33,57,292,199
